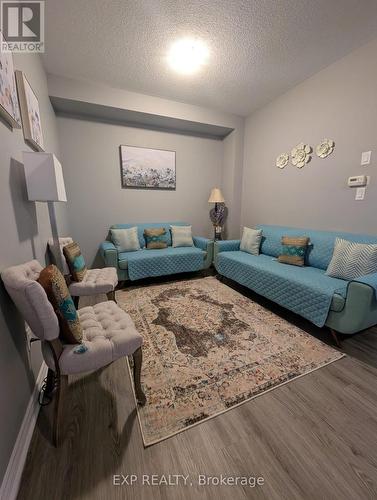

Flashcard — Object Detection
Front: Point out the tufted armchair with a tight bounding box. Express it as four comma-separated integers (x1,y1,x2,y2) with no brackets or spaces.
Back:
48,237,118,306
1,260,146,446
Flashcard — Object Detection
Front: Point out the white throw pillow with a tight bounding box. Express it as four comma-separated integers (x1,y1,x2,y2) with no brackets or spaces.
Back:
240,227,263,255
110,227,141,252
326,238,377,280
170,225,194,248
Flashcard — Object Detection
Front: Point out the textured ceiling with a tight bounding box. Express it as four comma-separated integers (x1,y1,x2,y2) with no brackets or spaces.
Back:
43,0,377,117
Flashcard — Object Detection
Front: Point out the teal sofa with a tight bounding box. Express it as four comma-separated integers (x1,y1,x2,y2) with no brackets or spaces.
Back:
214,224,377,337
100,222,213,282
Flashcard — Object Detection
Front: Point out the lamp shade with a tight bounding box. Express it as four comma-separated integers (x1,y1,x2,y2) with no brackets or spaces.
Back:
208,187,225,203
23,152,67,202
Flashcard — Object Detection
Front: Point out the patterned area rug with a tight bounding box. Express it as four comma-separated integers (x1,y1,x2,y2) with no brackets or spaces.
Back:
117,277,344,446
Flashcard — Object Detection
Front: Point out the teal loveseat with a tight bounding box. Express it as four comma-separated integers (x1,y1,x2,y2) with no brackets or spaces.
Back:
100,222,213,282
214,224,377,337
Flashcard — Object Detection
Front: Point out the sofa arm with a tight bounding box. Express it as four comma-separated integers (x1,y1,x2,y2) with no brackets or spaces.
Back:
326,280,377,334
214,240,241,269
99,241,118,268
193,236,212,251
215,240,241,252
354,272,377,299
193,236,213,269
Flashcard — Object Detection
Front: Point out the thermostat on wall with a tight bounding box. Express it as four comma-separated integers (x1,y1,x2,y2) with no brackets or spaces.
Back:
348,175,367,187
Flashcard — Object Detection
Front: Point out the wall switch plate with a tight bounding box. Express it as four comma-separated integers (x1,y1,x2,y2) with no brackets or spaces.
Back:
355,187,366,200
361,151,372,166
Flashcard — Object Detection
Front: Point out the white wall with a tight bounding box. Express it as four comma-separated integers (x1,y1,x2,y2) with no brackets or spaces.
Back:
241,38,377,235
57,116,224,265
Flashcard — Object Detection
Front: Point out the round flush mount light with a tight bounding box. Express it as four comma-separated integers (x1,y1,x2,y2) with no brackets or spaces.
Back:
167,38,209,75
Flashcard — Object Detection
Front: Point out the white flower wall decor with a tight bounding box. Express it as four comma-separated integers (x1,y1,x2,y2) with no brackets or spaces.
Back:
291,143,312,168
276,152,289,169
316,138,335,158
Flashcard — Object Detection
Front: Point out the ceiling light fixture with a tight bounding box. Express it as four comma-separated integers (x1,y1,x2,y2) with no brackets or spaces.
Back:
167,38,209,75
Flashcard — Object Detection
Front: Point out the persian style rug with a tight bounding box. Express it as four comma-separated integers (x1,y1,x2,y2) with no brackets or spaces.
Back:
117,277,344,446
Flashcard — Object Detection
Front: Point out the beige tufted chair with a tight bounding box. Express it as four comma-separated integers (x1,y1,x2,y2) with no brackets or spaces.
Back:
1,260,146,446
48,237,118,306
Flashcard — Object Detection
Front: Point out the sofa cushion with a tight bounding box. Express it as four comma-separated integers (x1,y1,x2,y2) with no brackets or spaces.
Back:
240,227,262,255
171,225,194,247
278,236,310,267
38,264,83,344
326,238,377,280
111,222,188,248
110,227,140,252
144,227,168,249
118,247,206,280
216,251,348,327
63,241,87,282
257,225,377,270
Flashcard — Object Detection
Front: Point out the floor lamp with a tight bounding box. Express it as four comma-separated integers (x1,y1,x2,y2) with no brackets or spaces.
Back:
23,152,67,272
208,187,226,240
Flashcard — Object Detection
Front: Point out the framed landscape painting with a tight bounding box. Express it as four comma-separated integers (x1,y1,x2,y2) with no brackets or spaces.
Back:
0,31,21,128
120,145,176,190
15,70,44,151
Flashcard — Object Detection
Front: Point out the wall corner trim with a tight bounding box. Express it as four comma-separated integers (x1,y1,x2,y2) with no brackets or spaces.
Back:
0,362,48,500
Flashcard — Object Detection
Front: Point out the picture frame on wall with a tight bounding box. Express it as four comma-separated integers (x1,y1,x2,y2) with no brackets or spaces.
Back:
15,70,44,151
0,31,21,129
120,145,176,190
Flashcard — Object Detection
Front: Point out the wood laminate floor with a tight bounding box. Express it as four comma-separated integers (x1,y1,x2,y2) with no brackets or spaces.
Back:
17,273,377,500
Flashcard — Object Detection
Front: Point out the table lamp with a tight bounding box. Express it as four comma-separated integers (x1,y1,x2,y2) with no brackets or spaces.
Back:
23,152,67,271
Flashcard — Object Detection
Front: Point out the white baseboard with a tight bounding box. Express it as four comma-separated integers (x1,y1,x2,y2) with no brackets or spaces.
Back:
0,362,48,500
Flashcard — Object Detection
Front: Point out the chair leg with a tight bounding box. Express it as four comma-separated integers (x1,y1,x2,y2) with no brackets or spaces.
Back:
330,329,342,348
106,290,117,303
52,375,68,447
73,296,79,309
132,347,146,406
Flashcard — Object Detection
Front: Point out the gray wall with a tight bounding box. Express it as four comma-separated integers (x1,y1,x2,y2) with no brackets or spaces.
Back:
0,54,68,483
242,38,377,236
56,115,223,265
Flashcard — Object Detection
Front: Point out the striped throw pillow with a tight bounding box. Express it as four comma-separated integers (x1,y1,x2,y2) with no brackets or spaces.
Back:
326,238,377,280
110,227,141,252
170,225,194,247
278,236,310,267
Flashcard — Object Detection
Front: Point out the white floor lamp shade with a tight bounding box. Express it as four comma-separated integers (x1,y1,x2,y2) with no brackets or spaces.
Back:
23,152,67,202
23,152,67,271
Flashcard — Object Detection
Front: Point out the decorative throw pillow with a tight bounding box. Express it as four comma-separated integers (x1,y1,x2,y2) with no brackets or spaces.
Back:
240,227,263,255
170,225,194,248
278,236,310,266
326,238,377,280
38,265,83,344
110,227,140,252
63,241,87,282
144,227,168,249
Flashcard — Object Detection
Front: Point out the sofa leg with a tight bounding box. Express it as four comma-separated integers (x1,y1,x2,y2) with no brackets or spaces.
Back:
330,329,342,348
106,290,117,303
132,347,146,406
